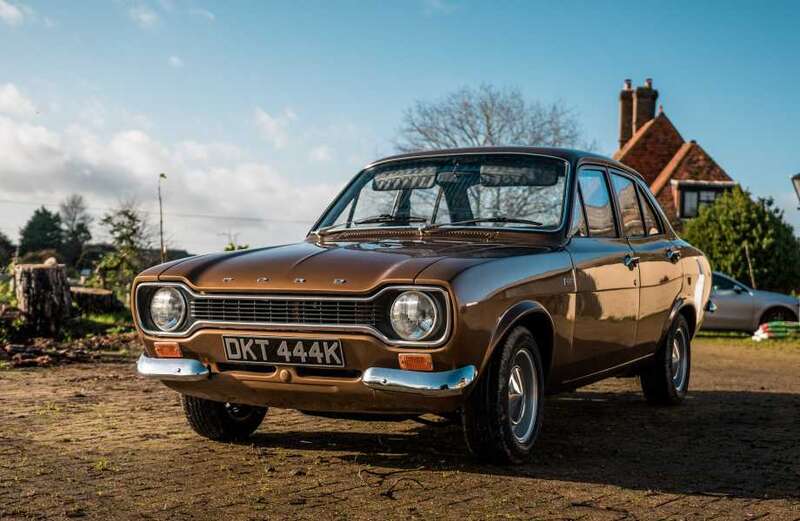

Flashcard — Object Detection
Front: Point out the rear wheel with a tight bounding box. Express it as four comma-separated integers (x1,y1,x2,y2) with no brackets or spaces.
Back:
760,307,797,326
462,326,544,464
181,395,267,441
640,314,691,405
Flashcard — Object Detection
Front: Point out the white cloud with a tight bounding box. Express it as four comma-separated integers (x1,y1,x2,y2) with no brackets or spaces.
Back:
0,0,25,26
168,55,184,68
0,108,340,252
309,145,332,162
254,107,296,149
0,83,37,119
188,8,214,21
129,5,159,28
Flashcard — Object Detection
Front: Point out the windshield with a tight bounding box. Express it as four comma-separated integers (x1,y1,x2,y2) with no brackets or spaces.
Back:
316,154,569,232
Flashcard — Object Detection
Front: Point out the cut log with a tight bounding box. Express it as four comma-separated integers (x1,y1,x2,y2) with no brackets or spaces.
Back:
14,263,72,336
70,286,121,313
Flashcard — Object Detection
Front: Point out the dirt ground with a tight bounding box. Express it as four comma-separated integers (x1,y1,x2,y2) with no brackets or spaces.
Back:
1,338,799,521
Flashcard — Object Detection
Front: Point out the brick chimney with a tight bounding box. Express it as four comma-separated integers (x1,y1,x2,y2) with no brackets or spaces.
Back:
619,79,633,148
633,78,659,133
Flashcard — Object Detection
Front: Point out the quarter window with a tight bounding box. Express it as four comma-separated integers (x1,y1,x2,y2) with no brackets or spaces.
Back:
638,186,662,236
577,169,616,238
610,173,645,237
570,192,588,237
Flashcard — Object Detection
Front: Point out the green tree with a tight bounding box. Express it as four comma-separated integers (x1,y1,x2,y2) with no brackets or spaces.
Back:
19,206,62,256
683,186,800,293
94,201,151,299
59,194,93,267
0,230,14,266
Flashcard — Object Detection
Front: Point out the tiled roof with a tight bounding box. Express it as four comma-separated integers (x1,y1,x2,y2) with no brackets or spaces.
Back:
613,112,685,185
650,141,733,196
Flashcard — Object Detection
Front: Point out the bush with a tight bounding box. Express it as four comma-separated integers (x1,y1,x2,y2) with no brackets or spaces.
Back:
683,186,800,293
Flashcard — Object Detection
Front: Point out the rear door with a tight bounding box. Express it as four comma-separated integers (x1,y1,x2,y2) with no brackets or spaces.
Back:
610,170,683,356
566,167,640,379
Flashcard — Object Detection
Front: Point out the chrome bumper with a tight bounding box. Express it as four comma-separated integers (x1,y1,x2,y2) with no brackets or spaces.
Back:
136,354,209,381
362,365,477,396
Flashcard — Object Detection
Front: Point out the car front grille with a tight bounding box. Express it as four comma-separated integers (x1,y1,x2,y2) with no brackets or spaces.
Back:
189,297,381,327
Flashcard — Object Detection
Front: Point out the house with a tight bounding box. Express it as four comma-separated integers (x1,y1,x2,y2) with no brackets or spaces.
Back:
613,79,735,226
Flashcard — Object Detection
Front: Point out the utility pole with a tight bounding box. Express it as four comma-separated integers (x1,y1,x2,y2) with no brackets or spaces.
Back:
158,173,167,263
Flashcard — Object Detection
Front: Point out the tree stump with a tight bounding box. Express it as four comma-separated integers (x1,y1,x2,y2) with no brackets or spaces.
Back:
70,287,120,313
14,262,72,336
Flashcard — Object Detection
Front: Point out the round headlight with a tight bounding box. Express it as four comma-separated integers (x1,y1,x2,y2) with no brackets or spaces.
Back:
149,287,186,332
389,291,438,341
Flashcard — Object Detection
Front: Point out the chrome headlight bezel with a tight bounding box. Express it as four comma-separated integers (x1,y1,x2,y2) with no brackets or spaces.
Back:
148,286,187,332
388,290,440,341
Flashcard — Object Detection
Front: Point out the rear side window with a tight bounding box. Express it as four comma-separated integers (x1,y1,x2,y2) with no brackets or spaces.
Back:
637,186,663,236
577,169,616,237
610,173,645,237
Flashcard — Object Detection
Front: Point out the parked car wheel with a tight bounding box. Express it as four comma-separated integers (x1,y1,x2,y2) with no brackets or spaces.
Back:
181,394,267,441
759,307,798,325
640,314,691,405
462,326,544,464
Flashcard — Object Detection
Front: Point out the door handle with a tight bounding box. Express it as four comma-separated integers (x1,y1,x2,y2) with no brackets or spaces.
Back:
666,248,682,263
623,255,640,270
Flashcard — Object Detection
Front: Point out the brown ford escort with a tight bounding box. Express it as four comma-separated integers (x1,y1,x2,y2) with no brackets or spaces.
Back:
133,147,713,464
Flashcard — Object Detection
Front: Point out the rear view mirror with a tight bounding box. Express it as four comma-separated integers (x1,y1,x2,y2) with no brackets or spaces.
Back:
372,165,438,191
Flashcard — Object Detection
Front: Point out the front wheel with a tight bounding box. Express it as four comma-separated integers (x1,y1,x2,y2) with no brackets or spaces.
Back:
640,314,691,405
181,395,268,441
462,326,544,464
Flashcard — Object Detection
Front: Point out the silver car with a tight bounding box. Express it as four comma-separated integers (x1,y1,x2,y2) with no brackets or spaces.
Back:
703,272,799,332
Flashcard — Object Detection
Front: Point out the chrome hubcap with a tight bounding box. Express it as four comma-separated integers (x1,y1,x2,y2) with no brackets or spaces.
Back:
670,328,688,391
507,349,538,443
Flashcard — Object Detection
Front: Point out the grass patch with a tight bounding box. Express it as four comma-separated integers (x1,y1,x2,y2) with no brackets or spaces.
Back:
62,310,134,340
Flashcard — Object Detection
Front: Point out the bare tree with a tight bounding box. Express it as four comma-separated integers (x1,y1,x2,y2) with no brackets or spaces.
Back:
395,84,589,152
59,194,93,266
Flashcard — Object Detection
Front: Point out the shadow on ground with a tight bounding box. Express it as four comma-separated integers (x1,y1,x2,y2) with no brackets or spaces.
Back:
249,389,800,500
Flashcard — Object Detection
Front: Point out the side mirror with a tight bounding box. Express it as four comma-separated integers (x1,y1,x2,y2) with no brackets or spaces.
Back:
733,286,745,294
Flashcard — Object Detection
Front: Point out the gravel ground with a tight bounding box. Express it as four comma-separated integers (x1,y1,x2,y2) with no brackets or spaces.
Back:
1,338,798,520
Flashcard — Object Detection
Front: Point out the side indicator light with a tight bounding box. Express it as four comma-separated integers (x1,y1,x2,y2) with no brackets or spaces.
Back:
153,342,182,358
398,353,433,372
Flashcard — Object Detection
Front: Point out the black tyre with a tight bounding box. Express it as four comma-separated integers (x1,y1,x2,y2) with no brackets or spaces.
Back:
181,395,267,441
760,307,797,326
462,326,544,464
640,314,691,405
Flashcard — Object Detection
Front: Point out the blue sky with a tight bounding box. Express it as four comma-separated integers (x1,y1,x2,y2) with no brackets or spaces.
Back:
1,0,798,253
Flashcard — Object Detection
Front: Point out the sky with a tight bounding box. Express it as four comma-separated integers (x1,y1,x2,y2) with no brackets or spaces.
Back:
1,0,799,254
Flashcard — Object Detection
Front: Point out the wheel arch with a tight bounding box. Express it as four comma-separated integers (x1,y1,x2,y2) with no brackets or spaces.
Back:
758,305,798,326
482,300,555,383
661,297,697,344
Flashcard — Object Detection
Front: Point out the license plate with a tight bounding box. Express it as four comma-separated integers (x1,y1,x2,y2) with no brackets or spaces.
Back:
222,336,345,368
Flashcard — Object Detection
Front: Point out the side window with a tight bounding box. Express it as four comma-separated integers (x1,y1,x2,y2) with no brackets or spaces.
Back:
610,173,645,238
712,273,736,292
637,186,663,236
577,169,616,238
570,191,588,237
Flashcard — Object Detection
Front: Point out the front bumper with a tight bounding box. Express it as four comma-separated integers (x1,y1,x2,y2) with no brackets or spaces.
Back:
137,354,209,381
362,365,476,396
136,353,477,410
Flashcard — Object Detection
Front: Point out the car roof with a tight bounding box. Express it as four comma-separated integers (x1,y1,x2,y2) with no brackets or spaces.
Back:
366,146,645,181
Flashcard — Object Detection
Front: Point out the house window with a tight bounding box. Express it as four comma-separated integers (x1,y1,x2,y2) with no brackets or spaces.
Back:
680,187,725,218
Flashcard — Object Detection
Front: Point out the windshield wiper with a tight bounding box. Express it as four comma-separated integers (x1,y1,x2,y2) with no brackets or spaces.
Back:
314,214,428,237
423,217,543,231
353,214,428,225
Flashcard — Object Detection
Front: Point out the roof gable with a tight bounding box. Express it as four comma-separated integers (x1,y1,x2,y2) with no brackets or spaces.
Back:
613,112,684,185
651,141,732,195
